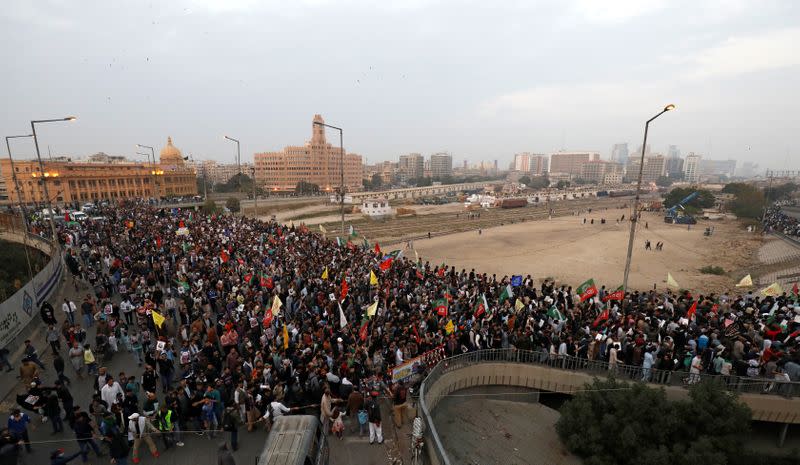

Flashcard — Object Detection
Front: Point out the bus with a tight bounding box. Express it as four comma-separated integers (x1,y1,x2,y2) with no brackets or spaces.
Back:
258,415,329,465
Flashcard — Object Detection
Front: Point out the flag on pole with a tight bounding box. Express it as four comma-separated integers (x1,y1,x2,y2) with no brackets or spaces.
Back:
152,311,165,328
349,224,355,236
282,324,289,349
369,270,379,286
340,278,349,302
366,300,378,318
499,285,514,303
379,256,393,271
547,305,565,321
760,282,784,297
271,295,282,316
336,237,343,247
687,301,698,320
592,307,609,328
262,311,273,327
603,285,625,302
473,293,489,318
338,302,348,329
321,267,329,280
374,243,381,255
735,274,753,287
319,224,327,234
514,299,525,312
511,275,523,287
576,279,598,302
792,282,799,297
219,250,230,263
666,273,680,290
445,320,455,335
434,298,448,317
358,318,369,341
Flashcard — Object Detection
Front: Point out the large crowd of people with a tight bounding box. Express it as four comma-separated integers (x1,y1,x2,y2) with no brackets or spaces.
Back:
763,206,800,239
2,200,800,464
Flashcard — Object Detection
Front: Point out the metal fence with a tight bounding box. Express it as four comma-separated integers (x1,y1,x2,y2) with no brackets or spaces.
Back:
419,348,800,465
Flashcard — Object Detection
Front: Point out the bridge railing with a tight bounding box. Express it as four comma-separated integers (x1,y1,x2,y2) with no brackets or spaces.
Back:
419,348,800,465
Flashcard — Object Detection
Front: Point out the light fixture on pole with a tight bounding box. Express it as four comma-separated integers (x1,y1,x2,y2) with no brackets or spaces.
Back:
31,116,76,252
136,144,158,199
622,104,675,291
223,136,242,194
313,121,345,234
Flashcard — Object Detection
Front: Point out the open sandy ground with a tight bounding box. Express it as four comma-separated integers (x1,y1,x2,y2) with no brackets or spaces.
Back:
413,207,762,293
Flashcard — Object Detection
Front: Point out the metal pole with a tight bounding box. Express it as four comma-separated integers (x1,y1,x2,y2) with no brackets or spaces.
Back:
339,128,344,235
622,105,673,291
149,146,158,199
5,135,34,281
30,122,59,251
251,167,257,217
237,139,241,194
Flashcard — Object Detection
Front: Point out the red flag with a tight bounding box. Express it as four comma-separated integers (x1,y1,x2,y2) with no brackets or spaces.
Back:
237,258,245,265
259,274,269,288
411,324,420,343
434,298,448,317
416,270,424,280
156,237,162,248
265,277,274,289
244,273,253,284
379,257,393,271
262,312,273,327
179,220,185,228
220,250,230,263
602,286,624,302
687,301,698,320
437,267,445,278
592,308,609,328
374,243,381,255
793,282,799,296
359,319,369,341
340,278,349,301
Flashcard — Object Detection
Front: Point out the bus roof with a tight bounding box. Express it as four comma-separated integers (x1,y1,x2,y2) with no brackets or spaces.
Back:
259,415,320,465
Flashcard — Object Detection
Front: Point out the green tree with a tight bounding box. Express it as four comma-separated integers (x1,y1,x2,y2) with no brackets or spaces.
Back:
225,197,240,213
656,176,673,187
370,173,383,189
294,180,320,195
518,175,532,186
556,180,571,189
663,187,715,213
201,198,218,214
527,176,550,189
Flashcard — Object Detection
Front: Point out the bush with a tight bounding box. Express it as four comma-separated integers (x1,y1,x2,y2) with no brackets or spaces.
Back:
699,265,725,275
225,197,241,213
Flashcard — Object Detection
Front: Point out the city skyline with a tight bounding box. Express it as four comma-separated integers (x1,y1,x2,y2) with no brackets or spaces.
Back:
1,1,798,170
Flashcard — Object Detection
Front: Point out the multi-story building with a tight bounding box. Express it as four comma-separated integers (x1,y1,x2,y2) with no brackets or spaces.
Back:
513,153,548,175
684,153,702,183
700,159,737,178
579,160,622,184
0,137,197,204
429,153,453,179
667,145,681,159
611,143,629,165
665,156,684,179
192,160,254,185
398,153,424,181
549,151,600,178
738,162,759,178
627,154,666,183
254,115,363,192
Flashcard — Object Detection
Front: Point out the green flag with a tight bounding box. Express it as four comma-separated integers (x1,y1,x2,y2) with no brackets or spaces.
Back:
499,284,514,303
547,305,564,321
576,278,598,302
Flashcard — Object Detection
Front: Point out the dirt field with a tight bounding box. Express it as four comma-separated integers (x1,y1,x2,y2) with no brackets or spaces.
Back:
413,207,762,293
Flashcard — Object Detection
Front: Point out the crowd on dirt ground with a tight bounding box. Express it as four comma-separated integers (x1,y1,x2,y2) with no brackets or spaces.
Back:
763,206,800,239
1,200,799,465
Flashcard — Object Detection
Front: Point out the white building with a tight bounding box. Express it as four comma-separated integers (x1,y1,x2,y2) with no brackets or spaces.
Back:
684,153,702,183
361,198,392,218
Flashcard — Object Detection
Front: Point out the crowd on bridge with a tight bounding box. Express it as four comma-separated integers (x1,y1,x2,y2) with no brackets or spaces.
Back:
2,200,800,464
763,206,800,239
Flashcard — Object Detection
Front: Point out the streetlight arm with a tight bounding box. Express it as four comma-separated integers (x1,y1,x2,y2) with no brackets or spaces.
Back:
313,122,342,132
32,117,75,124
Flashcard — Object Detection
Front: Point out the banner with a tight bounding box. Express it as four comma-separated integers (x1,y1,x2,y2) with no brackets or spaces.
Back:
391,346,445,383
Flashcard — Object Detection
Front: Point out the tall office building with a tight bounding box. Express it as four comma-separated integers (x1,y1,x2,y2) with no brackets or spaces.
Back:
683,153,702,183
429,153,453,179
627,154,666,183
398,153,424,181
513,153,548,175
579,160,622,184
667,145,681,159
549,151,599,177
700,159,737,178
665,156,684,179
254,115,363,192
611,143,629,165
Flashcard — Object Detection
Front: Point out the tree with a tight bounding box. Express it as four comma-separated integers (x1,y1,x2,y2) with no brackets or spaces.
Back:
201,199,218,214
656,176,673,187
370,173,383,189
527,176,550,189
518,175,532,186
556,180,571,190
663,187,714,213
214,173,262,195
294,180,320,195
225,197,240,213
556,378,751,465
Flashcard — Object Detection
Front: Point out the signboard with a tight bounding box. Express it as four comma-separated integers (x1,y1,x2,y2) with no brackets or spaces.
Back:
391,346,445,383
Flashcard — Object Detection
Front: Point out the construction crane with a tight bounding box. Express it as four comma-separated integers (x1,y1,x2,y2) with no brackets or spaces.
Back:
664,191,699,224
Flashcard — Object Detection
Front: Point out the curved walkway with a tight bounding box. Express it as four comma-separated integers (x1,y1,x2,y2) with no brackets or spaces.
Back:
419,349,800,465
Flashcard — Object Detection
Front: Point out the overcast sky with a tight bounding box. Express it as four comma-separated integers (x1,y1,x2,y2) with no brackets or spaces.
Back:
2,0,798,170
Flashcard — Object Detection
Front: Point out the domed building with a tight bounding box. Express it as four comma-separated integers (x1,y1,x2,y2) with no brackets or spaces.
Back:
152,136,197,198
159,136,186,168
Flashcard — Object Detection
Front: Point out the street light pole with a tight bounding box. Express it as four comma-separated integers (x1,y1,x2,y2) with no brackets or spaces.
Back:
622,104,675,292
31,116,76,251
224,136,242,195
313,121,345,234
5,134,35,280
251,166,257,217
137,144,158,199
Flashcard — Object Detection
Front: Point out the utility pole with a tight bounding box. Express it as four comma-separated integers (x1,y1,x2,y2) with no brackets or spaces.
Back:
251,166,257,217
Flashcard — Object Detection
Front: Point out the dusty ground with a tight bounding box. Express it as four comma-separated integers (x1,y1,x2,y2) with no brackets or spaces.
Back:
413,208,762,293
433,387,581,465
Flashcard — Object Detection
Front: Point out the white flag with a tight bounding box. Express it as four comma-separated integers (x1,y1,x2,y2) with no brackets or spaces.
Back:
338,302,348,329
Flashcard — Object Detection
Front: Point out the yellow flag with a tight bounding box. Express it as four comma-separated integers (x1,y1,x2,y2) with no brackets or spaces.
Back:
282,324,289,349
366,301,378,318
666,273,680,290
735,274,753,287
515,299,524,312
369,270,378,286
152,311,165,328
445,320,455,335
760,282,783,297
319,224,327,234
322,267,329,280
271,295,282,316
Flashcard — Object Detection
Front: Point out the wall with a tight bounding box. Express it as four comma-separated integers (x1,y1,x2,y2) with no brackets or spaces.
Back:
0,231,63,350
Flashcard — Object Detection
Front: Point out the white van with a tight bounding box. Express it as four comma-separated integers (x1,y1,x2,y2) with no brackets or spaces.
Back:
69,211,88,222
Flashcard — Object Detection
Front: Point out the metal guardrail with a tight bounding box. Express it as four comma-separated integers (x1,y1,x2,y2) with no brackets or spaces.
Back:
419,348,800,465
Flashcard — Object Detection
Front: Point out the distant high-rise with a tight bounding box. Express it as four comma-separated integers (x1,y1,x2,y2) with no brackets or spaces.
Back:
667,145,681,159
513,153,548,175
684,153,702,183
429,153,453,179
665,156,684,179
700,159,737,178
738,161,759,178
627,154,666,183
549,151,600,177
398,153,424,181
611,143,629,164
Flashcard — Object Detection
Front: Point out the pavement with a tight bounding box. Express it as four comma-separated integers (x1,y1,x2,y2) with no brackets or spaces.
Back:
0,277,409,465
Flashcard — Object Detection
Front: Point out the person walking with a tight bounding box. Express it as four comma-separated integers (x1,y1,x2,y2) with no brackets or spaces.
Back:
53,353,71,386
156,403,182,449
23,340,46,370
387,381,408,429
73,410,104,462
103,429,131,465
47,325,62,355
365,391,383,445
62,299,77,325
221,406,240,451
44,392,64,434
320,386,334,435
68,342,84,379
7,409,34,452
127,412,160,464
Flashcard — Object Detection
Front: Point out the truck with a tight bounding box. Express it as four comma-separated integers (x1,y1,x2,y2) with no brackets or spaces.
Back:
664,191,699,224
499,198,527,208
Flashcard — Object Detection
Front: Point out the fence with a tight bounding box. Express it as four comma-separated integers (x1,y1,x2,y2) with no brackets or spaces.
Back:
419,348,800,465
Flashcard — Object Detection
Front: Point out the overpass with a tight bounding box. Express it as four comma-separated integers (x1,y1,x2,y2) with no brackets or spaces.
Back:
341,182,496,203
419,349,800,465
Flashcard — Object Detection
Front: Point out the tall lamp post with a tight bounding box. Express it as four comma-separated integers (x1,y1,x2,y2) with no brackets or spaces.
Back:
250,166,258,217
31,116,76,250
136,144,158,199
622,104,675,291
224,136,242,194
313,120,345,234
5,134,35,280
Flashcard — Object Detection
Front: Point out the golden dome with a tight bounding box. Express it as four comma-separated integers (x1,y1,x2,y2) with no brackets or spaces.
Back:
159,136,185,165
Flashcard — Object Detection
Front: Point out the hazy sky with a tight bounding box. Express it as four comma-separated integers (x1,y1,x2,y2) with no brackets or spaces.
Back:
2,0,798,170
